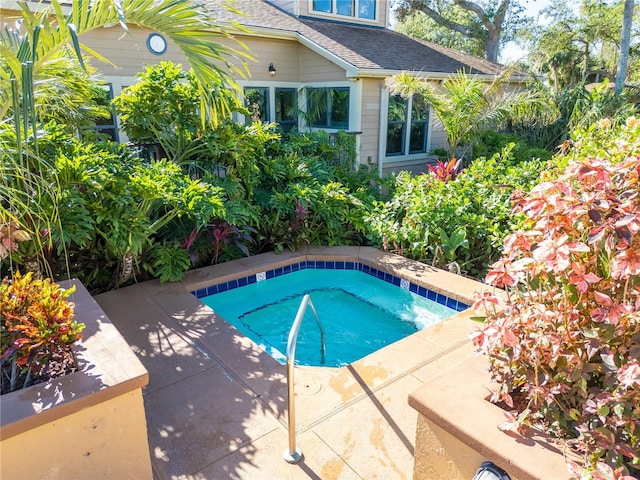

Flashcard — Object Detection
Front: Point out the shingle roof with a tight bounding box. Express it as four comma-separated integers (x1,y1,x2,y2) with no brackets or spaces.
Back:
298,18,505,74
207,0,506,76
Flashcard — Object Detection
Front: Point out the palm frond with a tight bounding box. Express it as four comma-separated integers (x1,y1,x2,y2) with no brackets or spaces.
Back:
1,0,252,125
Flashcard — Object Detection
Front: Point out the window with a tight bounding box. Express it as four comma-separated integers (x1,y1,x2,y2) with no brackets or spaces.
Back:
88,84,119,142
312,0,332,13
409,94,429,154
358,0,375,18
386,94,429,157
336,0,354,16
386,95,406,156
244,87,269,123
307,87,350,129
275,88,298,131
311,0,376,19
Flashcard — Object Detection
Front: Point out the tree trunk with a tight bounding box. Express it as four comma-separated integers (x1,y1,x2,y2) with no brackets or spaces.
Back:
486,34,500,63
582,41,590,82
615,0,634,93
23,255,42,280
117,252,135,286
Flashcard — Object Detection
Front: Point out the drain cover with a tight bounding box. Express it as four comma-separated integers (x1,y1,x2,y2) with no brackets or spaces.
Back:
296,381,321,396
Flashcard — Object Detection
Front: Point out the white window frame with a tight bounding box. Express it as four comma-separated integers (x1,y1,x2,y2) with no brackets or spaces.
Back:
300,81,358,133
381,91,432,162
308,0,378,22
236,81,301,130
103,76,137,144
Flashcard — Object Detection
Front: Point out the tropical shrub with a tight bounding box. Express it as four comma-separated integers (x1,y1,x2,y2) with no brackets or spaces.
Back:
472,130,553,164
0,219,31,262
112,62,245,167
366,146,546,278
510,83,639,152
0,272,85,394
386,70,559,160
0,124,229,291
253,151,371,253
471,118,640,478
426,158,462,182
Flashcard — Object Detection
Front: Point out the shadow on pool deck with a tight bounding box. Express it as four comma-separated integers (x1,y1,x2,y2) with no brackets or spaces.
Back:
94,246,487,480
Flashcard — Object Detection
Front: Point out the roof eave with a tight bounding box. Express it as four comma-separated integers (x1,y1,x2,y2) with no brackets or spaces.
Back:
352,69,529,83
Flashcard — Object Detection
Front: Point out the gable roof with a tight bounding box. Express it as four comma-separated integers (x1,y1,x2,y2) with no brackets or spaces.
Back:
208,0,507,77
298,18,505,75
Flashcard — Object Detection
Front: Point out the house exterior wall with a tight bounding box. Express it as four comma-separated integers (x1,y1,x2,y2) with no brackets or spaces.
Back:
240,37,303,82
360,78,384,167
429,124,448,153
80,25,447,173
24,10,444,174
299,50,348,82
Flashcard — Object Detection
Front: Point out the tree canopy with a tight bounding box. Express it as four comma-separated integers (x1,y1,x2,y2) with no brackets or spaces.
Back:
521,0,639,90
392,0,528,62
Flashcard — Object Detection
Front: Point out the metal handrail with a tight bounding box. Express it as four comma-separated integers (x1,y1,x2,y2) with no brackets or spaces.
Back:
283,293,326,464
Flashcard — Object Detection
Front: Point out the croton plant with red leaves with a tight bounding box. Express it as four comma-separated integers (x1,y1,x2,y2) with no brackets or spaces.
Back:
472,118,640,479
1,272,85,394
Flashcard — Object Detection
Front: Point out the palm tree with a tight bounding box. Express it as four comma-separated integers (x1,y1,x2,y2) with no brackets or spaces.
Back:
385,70,559,160
615,0,635,94
0,0,250,280
1,0,250,124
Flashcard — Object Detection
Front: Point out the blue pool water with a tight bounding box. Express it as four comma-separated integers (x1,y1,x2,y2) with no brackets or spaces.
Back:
199,267,461,367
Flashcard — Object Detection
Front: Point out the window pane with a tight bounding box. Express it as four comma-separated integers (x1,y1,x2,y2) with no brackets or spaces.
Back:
386,124,404,155
409,95,429,153
307,88,328,127
359,0,375,18
336,0,354,16
313,0,332,12
409,122,427,153
411,94,429,121
308,87,349,129
329,88,349,128
244,87,269,122
276,88,297,131
387,95,407,122
386,95,407,156
84,83,119,142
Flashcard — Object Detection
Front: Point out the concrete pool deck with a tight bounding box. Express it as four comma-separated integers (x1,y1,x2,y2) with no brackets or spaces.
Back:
94,246,490,479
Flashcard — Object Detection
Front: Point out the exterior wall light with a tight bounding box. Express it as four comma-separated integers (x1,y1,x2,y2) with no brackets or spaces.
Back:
268,63,277,77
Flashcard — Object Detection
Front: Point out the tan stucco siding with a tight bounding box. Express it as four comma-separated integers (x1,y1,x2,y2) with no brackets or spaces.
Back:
238,37,302,82
359,78,383,166
299,51,347,82
1,390,152,480
80,27,189,77
429,122,449,152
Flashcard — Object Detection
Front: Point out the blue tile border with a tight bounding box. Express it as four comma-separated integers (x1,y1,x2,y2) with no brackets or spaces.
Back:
191,261,469,312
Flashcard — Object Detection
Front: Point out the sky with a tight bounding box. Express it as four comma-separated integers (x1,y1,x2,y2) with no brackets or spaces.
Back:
499,0,552,63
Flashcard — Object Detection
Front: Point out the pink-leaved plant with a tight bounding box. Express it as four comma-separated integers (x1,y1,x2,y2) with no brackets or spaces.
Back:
471,118,640,479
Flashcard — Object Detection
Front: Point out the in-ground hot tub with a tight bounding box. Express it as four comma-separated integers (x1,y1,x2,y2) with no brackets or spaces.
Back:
193,258,468,367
